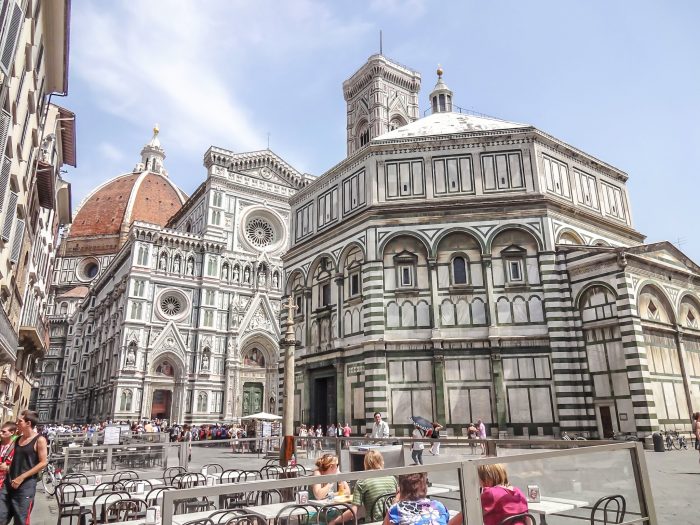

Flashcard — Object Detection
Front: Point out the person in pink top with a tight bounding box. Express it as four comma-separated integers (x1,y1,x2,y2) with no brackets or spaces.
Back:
448,463,528,525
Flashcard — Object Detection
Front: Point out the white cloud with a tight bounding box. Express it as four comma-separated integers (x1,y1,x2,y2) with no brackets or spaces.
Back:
72,1,370,158
97,142,124,163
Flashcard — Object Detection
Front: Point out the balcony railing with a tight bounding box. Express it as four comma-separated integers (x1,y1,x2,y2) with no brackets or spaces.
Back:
19,307,48,354
0,307,18,364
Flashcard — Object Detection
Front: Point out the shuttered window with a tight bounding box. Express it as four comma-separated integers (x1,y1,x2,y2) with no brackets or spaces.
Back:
0,157,9,213
2,191,17,240
0,2,23,75
9,218,23,263
0,110,10,156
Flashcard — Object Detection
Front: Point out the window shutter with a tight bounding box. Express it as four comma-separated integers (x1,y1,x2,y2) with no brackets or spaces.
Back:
0,2,24,76
9,217,23,262
2,190,17,240
0,110,10,157
0,155,9,213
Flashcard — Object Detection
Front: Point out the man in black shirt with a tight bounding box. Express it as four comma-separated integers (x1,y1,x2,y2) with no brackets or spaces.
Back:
0,410,47,525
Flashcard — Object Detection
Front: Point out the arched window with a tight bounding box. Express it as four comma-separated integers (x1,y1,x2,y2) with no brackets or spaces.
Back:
452,256,467,285
59,302,68,315
120,390,132,411
197,392,208,412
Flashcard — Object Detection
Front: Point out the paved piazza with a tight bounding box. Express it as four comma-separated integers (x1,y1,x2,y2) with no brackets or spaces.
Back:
29,443,695,524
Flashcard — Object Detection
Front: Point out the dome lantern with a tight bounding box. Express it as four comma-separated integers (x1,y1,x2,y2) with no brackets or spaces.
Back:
137,124,167,176
430,65,453,114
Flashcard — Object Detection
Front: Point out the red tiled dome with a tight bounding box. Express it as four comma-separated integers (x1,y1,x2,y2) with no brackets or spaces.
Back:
64,171,186,256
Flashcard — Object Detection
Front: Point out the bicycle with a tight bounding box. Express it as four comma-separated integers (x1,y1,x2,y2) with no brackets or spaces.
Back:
561,432,587,441
40,457,63,496
660,430,687,451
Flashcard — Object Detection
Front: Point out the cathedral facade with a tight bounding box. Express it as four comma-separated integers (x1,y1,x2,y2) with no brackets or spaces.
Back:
36,130,307,424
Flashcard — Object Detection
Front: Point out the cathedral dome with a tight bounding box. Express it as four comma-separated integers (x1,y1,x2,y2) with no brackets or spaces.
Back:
63,129,187,256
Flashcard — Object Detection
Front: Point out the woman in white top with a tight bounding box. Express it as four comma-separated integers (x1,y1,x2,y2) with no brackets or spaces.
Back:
411,424,425,465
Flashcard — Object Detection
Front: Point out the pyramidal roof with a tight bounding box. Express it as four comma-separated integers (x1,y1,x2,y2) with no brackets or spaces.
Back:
373,111,528,142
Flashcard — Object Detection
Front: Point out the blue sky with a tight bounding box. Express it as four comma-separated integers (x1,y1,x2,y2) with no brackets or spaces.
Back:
63,0,700,261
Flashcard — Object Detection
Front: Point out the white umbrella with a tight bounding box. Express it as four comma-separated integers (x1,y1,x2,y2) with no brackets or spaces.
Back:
240,412,283,421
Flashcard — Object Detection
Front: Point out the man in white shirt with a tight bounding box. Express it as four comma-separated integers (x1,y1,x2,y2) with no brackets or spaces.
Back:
369,412,390,439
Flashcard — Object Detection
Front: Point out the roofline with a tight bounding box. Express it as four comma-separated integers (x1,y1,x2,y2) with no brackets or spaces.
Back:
165,180,207,228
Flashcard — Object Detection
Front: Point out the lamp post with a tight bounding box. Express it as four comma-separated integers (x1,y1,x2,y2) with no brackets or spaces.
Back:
279,296,298,465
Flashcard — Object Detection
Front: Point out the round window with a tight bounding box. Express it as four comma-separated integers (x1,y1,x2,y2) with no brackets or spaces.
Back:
77,258,100,282
157,290,189,320
245,217,275,248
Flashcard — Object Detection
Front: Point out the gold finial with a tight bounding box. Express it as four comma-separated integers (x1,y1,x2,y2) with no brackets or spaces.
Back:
153,123,160,136
436,64,443,78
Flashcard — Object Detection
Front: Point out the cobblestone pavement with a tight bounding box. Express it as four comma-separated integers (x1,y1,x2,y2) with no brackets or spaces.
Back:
28,443,698,524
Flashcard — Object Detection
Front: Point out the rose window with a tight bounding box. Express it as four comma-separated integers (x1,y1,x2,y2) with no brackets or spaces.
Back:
160,295,182,317
245,218,275,248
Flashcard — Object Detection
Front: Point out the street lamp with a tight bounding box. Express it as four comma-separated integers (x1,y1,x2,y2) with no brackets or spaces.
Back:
279,296,298,465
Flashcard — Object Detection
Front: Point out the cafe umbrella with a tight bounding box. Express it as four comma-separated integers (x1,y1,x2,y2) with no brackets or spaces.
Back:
410,415,432,431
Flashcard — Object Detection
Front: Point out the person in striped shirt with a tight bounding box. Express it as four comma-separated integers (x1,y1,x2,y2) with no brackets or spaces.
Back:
329,450,398,524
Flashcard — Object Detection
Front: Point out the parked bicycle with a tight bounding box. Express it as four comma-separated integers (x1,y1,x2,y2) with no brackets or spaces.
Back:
40,457,63,495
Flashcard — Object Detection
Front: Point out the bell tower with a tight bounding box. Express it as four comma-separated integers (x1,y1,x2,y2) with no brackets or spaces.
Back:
342,54,421,156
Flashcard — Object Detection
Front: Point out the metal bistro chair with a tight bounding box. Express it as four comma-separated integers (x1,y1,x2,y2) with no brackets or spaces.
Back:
55,482,91,525
146,486,176,506
369,492,397,522
91,491,130,525
220,469,242,484
275,504,321,525
62,473,90,485
223,515,267,525
237,470,261,481
114,470,139,482
590,495,626,525
209,510,264,525
92,481,126,495
178,472,207,488
319,502,357,525
260,465,284,479
180,519,214,525
104,498,149,522
202,463,224,475
498,513,537,525
122,479,154,494
163,466,187,484
249,489,283,505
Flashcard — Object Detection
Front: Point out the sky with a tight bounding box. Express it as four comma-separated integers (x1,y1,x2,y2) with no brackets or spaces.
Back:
62,0,700,261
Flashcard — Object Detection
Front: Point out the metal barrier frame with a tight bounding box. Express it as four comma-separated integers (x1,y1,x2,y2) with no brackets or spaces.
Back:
161,441,656,525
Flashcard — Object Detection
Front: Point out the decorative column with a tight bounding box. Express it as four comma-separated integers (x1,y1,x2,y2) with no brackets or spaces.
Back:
427,258,440,337
674,328,695,420
490,346,508,431
279,296,298,465
335,274,344,340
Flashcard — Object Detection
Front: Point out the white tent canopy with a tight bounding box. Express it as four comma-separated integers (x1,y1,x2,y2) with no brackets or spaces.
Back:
240,412,282,421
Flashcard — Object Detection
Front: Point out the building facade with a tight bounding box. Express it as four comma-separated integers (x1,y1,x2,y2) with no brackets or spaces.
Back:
282,57,700,438
0,0,74,422
37,130,308,424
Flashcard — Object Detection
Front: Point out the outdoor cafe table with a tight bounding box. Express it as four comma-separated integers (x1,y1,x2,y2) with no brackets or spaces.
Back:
528,496,589,525
75,491,161,513
76,478,164,494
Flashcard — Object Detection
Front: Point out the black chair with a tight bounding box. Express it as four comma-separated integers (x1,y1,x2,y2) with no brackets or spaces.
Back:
146,486,176,505
237,470,261,481
163,466,187,484
319,502,357,525
275,504,321,525
210,510,265,524
223,515,267,525
91,491,130,525
104,498,149,522
285,464,307,476
93,481,126,495
178,472,206,488
202,463,224,475
62,473,90,485
369,492,397,521
122,479,153,494
498,513,537,525
113,470,138,482
180,519,214,525
250,489,283,505
260,465,284,479
590,495,626,524
221,469,242,484
55,482,91,525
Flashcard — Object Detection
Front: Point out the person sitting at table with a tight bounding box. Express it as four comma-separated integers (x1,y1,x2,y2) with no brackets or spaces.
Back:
311,454,350,500
447,464,528,525
384,472,449,525
329,450,397,525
